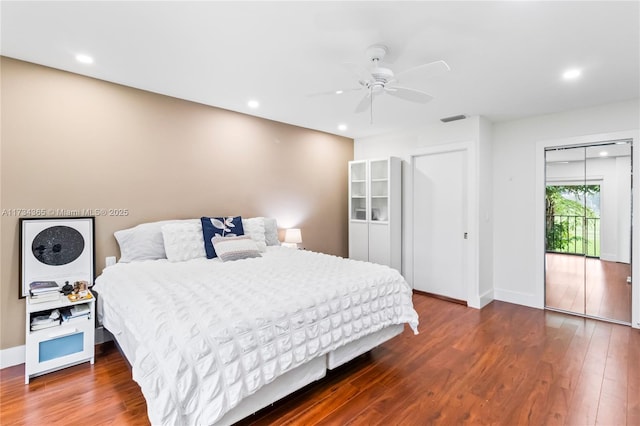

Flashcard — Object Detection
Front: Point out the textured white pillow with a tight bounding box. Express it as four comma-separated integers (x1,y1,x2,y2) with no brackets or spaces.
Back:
161,222,206,262
212,235,261,262
264,217,280,246
114,219,198,262
242,217,267,252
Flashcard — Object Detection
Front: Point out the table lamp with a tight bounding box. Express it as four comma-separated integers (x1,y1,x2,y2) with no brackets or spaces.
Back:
283,228,302,249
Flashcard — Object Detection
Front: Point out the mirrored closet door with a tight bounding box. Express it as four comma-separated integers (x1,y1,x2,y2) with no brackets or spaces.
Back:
545,140,632,324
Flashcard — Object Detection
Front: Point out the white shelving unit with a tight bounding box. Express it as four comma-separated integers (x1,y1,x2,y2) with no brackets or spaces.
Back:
25,292,95,384
348,157,401,271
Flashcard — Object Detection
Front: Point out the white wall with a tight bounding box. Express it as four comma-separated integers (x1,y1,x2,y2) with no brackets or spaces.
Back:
478,117,494,304
355,99,639,324
355,116,493,308
354,118,480,160
492,99,640,318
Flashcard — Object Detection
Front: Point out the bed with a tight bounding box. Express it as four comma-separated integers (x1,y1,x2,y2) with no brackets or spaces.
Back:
93,217,419,425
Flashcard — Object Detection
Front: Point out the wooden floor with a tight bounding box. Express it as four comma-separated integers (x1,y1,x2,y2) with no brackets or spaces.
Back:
1,293,638,425
546,253,632,323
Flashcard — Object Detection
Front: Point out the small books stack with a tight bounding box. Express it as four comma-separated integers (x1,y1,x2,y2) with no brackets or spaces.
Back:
29,281,60,304
61,304,91,323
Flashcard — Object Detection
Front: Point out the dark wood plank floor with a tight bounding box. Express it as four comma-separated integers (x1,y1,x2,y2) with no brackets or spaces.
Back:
1,293,638,425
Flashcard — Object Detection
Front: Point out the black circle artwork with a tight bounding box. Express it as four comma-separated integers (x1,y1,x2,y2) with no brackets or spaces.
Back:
31,226,85,266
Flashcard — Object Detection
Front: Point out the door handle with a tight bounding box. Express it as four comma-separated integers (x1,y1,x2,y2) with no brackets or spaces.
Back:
464,232,468,239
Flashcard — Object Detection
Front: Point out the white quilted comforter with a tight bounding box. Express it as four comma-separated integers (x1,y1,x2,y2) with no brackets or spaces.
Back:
93,247,419,425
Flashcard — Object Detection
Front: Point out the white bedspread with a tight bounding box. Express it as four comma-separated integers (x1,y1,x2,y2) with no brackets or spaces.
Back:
93,247,418,425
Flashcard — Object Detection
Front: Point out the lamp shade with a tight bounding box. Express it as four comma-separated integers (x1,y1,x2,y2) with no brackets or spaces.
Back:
284,228,302,244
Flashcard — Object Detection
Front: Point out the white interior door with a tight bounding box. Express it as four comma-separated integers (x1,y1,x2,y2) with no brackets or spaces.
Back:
413,149,467,301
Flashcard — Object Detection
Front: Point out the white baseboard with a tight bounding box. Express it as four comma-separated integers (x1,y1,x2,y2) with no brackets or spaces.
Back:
493,288,543,309
600,252,617,262
467,289,494,309
478,289,494,308
599,252,631,264
1,345,25,369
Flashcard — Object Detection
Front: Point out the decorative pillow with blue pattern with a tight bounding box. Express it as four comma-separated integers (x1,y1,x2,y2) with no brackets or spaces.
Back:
200,216,244,259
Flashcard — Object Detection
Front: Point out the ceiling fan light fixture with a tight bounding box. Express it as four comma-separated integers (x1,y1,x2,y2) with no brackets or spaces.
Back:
372,84,385,94
308,44,449,124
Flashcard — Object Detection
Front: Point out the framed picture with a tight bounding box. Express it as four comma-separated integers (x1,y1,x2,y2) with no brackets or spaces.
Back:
19,217,95,298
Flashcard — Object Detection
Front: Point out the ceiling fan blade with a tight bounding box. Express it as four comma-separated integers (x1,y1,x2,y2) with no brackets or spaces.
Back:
394,60,451,81
385,86,433,103
354,91,372,113
306,87,363,98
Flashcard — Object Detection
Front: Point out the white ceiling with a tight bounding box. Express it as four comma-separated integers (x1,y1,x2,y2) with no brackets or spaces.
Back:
2,1,639,139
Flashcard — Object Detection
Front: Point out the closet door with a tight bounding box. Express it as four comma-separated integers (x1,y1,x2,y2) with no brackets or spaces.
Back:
413,149,467,301
545,146,587,315
545,141,632,324
584,143,632,322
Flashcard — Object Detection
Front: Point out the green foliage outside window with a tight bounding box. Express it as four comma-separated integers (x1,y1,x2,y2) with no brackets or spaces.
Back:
546,185,600,256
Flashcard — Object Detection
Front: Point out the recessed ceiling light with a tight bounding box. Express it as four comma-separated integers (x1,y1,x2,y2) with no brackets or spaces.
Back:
338,124,347,131
335,90,344,95
599,151,608,157
562,68,581,80
247,100,259,109
75,54,94,64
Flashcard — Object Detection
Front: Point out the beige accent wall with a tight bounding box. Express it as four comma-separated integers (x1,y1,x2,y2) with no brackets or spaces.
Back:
0,57,353,350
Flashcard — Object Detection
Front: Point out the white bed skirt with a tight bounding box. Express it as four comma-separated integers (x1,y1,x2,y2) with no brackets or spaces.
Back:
216,354,326,425
327,323,404,370
218,323,405,425
104,321,405,425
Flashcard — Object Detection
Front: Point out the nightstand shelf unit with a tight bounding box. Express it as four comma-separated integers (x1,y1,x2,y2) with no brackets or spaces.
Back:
25,292,95,384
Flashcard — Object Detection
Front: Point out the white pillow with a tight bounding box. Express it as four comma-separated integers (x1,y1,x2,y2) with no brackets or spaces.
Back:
161,222,206,262
212,236,261,262
242,217,267,252
264,217,280,246
114,219,198,262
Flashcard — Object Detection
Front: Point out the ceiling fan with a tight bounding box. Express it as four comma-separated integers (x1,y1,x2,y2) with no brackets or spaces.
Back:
317,44,450,122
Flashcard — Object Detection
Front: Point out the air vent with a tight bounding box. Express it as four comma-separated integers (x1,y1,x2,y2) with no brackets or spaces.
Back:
440,114,467,123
